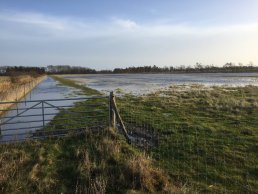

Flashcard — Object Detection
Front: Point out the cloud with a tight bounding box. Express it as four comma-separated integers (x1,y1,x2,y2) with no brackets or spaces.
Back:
0,10,99,39
0,10,258,67
0,10,67,30
1,10,258,39
112,18,138,30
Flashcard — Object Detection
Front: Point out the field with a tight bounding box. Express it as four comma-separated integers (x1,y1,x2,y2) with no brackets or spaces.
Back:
0,76,178,193
116,84,258,192
0,75,257,193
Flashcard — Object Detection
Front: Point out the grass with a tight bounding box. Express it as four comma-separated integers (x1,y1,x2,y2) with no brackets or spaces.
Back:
116,84,258,193
0,128,178,193
0,75,179,193
1,75,257,193
51,75,101,96
0,75,46,116
37,75,109,132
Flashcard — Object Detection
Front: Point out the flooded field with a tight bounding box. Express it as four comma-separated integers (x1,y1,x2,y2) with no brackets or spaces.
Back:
64,73,258,94
1,73,258,142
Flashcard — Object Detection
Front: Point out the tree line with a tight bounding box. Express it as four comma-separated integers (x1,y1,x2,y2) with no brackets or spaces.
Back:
0,66,45,76
112,63,258,74
46,65,97,74
1,63,258,75
45,63,258,74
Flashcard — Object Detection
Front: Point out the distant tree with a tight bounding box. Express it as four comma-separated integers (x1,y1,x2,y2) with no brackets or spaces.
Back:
195,62,203,69
248,61,254,67
5,66,45,76
46,65,96,74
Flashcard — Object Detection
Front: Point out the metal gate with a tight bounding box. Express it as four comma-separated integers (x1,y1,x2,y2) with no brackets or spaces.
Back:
0,96,109,143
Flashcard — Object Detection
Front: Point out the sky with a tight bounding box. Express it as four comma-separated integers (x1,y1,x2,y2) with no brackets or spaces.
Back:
0,0,258,69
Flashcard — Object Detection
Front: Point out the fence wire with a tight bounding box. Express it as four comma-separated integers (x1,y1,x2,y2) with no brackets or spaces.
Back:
0,89,257,193
116,94,258,193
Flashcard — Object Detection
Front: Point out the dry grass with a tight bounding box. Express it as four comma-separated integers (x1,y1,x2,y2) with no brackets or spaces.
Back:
0,75,46,115
0,128,181,193
0,77,12,92
0,144,32,193
75,128,180,193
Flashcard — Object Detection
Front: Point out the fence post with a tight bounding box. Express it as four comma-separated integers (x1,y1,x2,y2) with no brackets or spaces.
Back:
42,101,45,128
110,93,131,144
109,91,116,128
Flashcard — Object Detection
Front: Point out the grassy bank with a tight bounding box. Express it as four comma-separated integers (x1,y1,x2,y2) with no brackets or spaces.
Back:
51,75,101,96
0,75,46,115
0,75,179,193
0,128,178,193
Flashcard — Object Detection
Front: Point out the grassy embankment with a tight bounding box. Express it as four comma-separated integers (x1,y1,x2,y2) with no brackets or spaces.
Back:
51,75,101,96
0,75,179,194
116,84,258,193
0,75,46,115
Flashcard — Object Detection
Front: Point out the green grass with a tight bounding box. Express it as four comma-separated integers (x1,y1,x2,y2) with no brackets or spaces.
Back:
51,75,101,96
0,129,179,193
116,85,258,193
1,75,258,193
35,75,110,133
43,77,258,193
0,75,178,193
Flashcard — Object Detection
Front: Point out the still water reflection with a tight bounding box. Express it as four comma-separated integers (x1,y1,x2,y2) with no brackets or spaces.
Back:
0,77,83,142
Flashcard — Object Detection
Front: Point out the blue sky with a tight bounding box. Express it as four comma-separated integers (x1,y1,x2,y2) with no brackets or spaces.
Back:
0,0,258,69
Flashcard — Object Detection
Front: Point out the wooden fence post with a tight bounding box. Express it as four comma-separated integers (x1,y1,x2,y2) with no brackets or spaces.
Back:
112,95,131,144
109,91,131,143
109,91,116,128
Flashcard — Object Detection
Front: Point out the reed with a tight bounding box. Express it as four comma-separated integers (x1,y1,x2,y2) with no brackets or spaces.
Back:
0,75,46,115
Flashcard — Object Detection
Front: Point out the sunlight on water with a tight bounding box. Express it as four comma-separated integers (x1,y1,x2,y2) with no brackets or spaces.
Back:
64,73,258,94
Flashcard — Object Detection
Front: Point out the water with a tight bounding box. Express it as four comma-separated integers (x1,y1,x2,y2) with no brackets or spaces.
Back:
64,73,258,94
2,73,258,142
0,77,83,142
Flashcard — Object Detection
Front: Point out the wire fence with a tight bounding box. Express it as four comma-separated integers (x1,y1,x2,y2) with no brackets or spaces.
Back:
115,94,258,193
0,90,257,192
